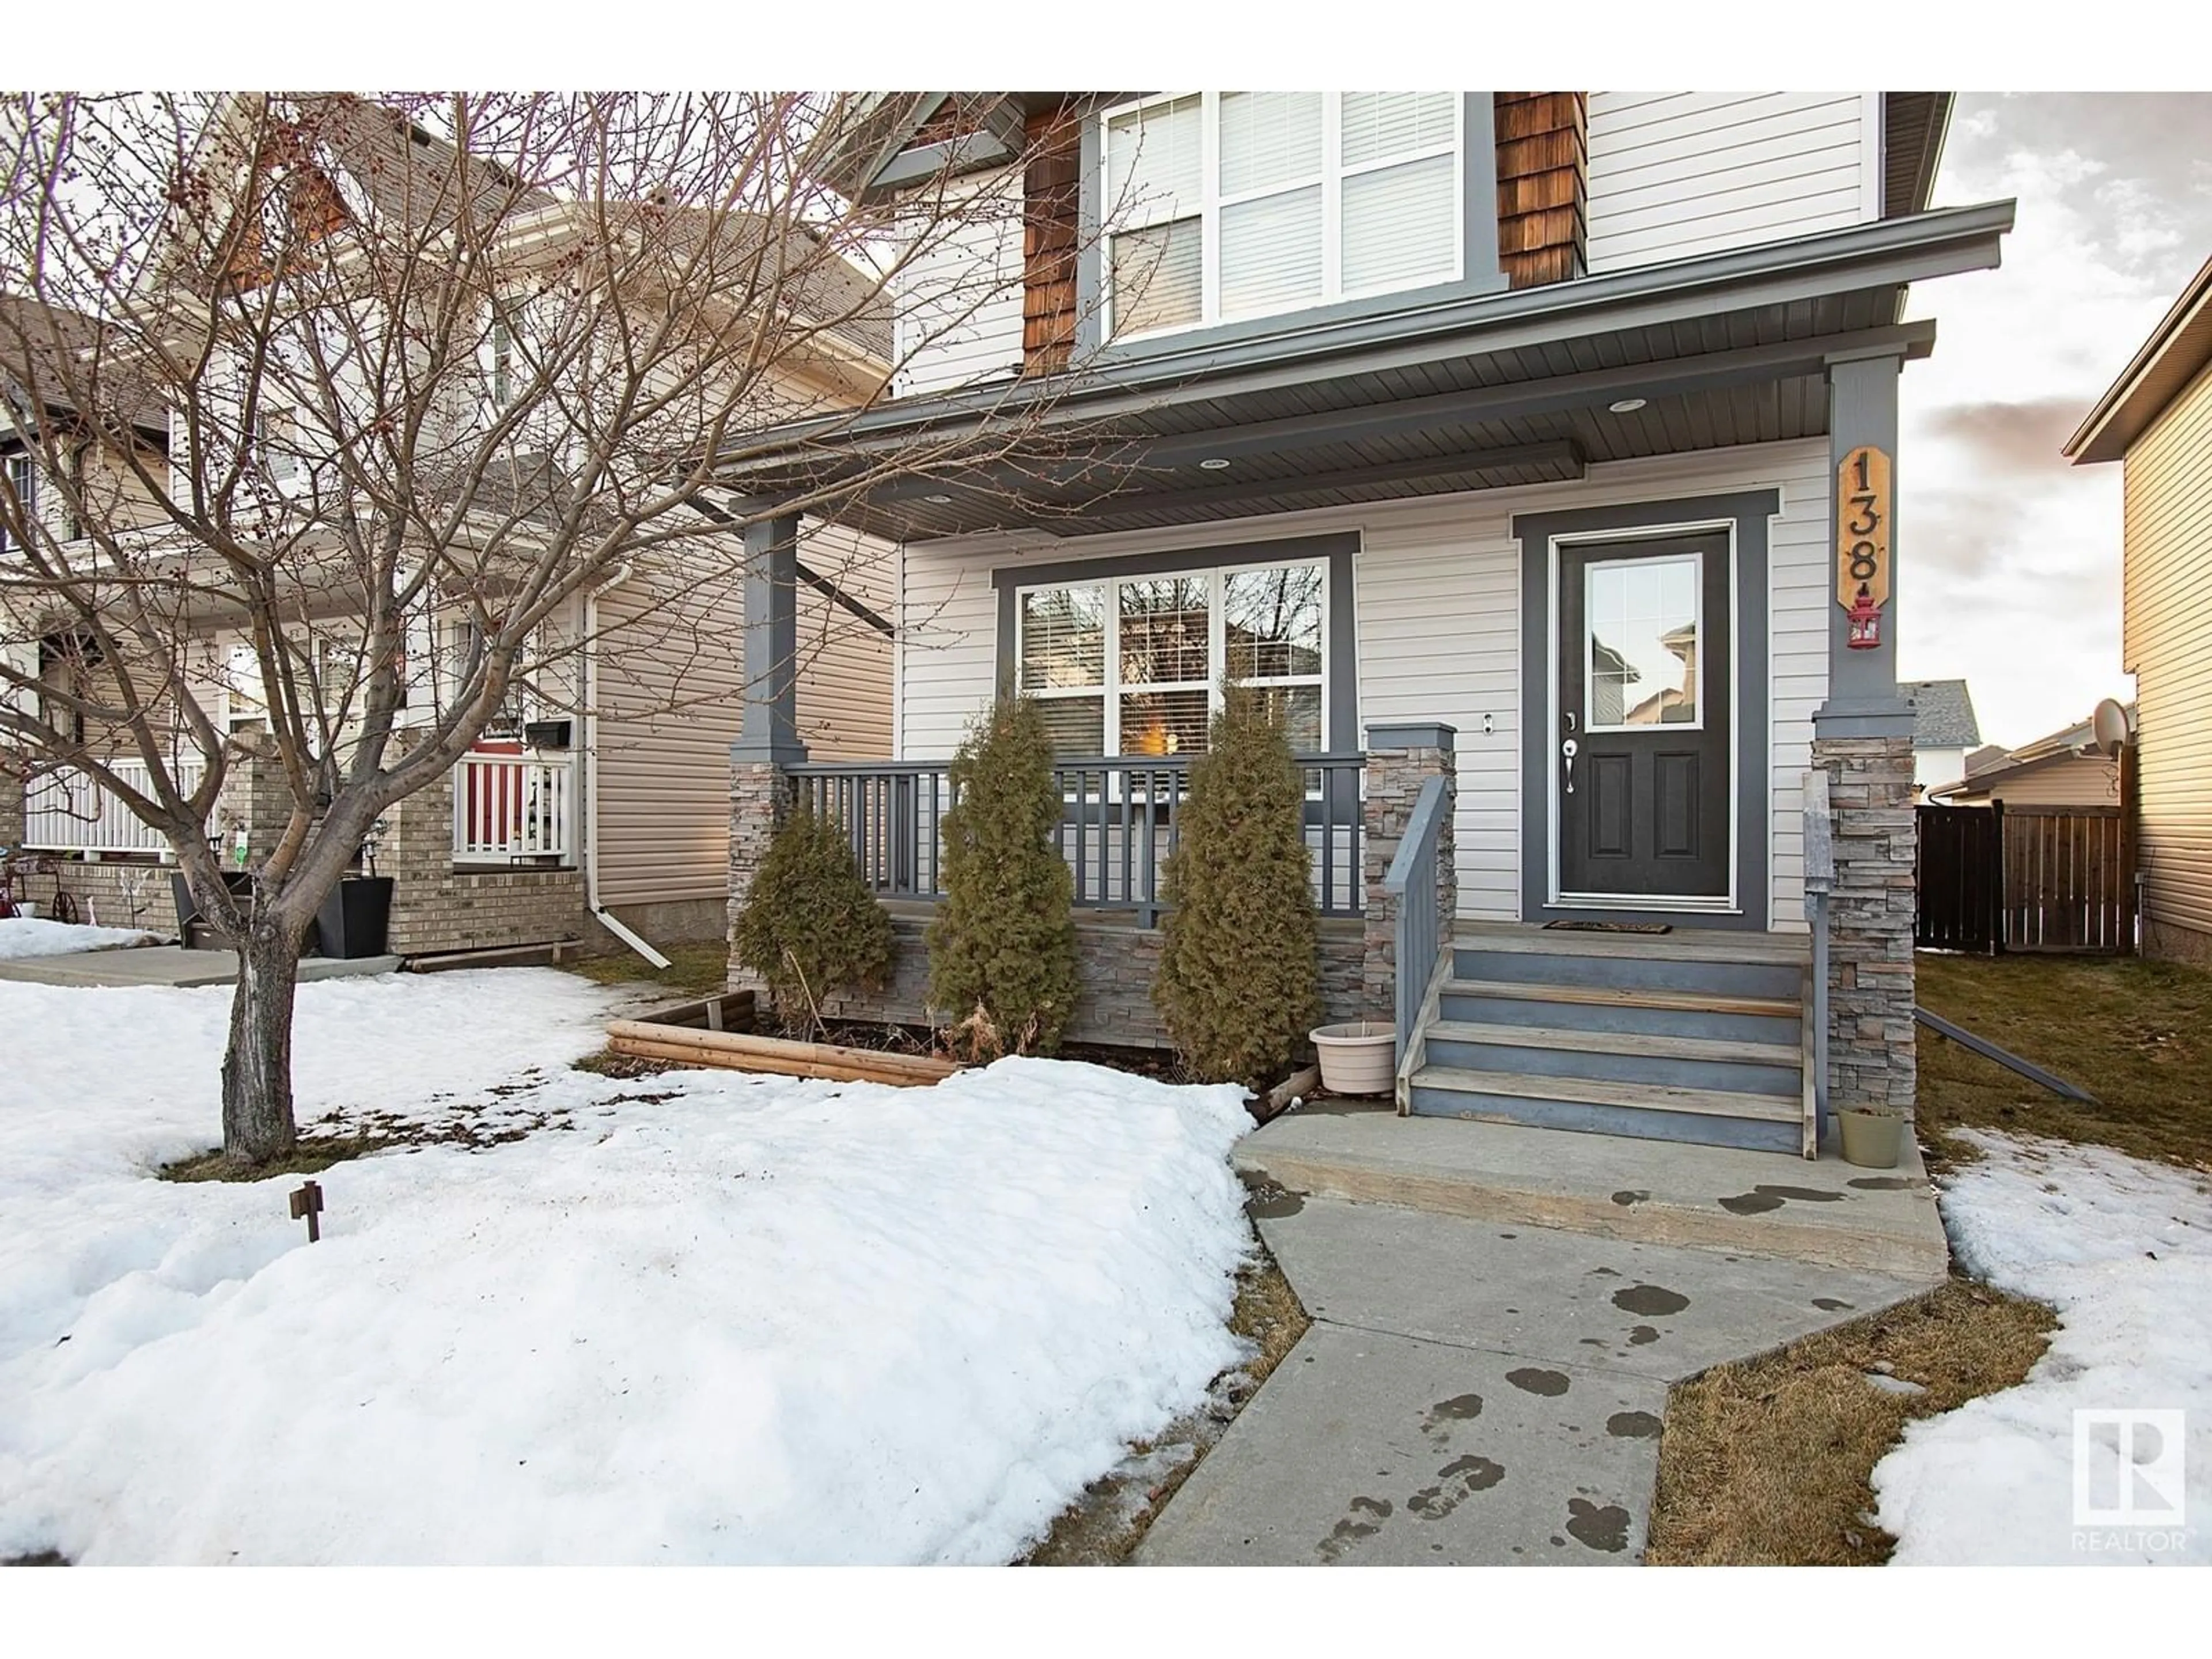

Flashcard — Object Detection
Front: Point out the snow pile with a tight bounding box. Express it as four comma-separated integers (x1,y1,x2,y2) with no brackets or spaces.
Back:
0,916,158,959
0,971,1255,1564
1874,1131,2212,1565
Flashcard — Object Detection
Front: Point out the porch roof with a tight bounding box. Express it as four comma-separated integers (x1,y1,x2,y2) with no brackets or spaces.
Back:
710,200,2013,543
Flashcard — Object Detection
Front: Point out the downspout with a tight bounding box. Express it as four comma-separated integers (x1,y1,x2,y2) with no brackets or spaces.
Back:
581,562,671,969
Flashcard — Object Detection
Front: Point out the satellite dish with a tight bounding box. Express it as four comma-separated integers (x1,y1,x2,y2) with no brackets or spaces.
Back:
2091,698,2131,755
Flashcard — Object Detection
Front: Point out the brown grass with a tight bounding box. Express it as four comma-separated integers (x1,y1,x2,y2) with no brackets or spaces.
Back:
1916,952,2212,1171
160,1135,400,1183
560,941,730,999
1647,1281,2055,1565
1021,1228,1312,1566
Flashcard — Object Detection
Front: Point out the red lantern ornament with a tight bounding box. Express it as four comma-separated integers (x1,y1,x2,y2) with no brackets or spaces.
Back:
1846,589,1883,650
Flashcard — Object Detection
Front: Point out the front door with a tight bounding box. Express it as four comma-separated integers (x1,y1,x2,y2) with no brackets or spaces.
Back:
1556,533,1732,903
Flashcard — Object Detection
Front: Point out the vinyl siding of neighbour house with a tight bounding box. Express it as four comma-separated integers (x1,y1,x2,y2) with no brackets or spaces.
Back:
2122,354,2212,957
1946,753,2119,809
894,437,1831,930
1584,92,1879,272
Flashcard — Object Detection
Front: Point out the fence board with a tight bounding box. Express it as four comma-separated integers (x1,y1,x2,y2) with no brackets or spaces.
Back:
1918,802,2131,955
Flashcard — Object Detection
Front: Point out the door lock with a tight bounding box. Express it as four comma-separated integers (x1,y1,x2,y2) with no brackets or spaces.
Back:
1561,736,1579,795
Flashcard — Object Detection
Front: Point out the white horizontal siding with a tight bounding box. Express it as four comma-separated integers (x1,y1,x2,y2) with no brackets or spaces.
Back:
895,438,1831,929
890,171,1026,397
1586,92,1878,272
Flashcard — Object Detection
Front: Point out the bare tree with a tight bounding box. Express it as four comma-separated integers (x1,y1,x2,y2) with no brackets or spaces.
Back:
0,91,1086,1167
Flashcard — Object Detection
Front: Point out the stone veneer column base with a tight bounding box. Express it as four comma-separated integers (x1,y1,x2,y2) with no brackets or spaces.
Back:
1361,726,1458,1023
1813,734,1916,1114
726,758,793,996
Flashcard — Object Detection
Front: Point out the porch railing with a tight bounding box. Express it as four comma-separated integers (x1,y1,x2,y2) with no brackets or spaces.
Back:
453,752,576,862
1382,773,1452,1073
789,752,1366,927
21,759,210,856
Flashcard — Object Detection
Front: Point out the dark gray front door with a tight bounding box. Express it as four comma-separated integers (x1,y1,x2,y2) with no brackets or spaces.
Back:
1556,533,1732,901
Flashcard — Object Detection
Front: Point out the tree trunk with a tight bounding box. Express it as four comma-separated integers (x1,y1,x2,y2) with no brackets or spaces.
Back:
221,911,306,1166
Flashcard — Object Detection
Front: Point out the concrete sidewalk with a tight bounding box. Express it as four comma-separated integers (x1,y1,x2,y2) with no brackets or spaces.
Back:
0,945,400,988
1136,1187,1941,1566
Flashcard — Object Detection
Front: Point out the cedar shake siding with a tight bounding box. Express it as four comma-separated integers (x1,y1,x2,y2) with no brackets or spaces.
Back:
2123,354,2212,959
1022,104,1082,377
1495,93,1588,289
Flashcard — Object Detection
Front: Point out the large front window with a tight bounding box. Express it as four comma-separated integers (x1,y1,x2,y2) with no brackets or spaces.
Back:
1018,559,1326,756
1102,92,1462,340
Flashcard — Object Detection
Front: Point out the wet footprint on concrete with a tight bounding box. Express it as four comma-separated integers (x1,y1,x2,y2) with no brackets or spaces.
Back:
1317,1496,1393,1562
1419,1393,1484,1440
1612,1283,1690,1317
1408,1455,1506,1522
1566,1497,1632,1553
1611,1190,1649,1207
1812,1297,1854,1312
1847,1176,1915,1191
1718,1184,1847,1215
1506,1366,1571,1397
1626,1324,1661,1346
1605,1410,1663,1440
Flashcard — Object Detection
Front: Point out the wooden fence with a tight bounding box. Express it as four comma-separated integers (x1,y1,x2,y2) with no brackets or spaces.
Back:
1916,802,2135,955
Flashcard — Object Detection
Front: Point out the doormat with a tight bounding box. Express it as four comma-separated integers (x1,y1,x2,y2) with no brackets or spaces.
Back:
1543,920,1673,934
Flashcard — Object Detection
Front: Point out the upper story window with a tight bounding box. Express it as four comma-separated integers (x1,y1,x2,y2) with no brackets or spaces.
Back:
1017,557,1327,757
2,453,34,551
490,321,515,411
1101,92,1462,342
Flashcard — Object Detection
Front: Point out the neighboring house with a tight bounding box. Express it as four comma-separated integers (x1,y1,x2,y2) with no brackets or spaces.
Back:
1899,678,1981,798
1929,705,2131,808
2065,249,2212,964
1,102,896,958
716,91,2013,1154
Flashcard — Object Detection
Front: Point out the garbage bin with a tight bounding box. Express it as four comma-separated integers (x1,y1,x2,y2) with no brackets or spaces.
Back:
315,876,395,960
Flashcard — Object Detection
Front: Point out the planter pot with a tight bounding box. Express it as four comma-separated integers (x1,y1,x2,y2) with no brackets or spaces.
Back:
1838,1107,1907,1170
1310,1021,1397,1097
316,876,395,960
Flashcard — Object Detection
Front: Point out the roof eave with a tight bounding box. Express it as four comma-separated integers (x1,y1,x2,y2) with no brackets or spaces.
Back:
2066,251,2212,464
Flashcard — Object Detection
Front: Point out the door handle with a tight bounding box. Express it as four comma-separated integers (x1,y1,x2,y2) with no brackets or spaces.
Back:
1561,737,1579,796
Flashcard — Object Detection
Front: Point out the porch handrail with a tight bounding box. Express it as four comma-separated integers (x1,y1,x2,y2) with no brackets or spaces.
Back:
21,759,210,857
453,751,575,861
1381,774,1450,1067
787,751,1366,926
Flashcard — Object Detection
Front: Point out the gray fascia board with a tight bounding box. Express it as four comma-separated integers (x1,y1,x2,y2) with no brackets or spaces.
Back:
866,128,1020,197
714,199,2014,477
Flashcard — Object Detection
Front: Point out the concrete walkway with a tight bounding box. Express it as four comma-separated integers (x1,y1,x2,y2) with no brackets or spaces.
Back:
1136,1116,1946,1566
0,945,400,988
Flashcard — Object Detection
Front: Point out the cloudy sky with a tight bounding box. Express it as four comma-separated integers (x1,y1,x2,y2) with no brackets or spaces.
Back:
1899,92,2212,750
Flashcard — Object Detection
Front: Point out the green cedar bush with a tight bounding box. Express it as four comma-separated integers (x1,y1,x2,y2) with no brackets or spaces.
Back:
733,802,896,1032
1154,683,1322,1086
927,696,1079,1059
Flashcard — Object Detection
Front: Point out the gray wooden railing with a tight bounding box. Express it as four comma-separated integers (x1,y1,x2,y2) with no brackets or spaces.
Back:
1381,774,1452,1077
788,753,1366,928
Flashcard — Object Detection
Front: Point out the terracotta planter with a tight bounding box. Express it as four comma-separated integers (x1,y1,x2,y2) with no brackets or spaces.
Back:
1839,1107,1906,1170
1311,1021,1396,1096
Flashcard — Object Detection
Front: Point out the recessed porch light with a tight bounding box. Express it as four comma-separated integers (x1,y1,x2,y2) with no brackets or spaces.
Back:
922,493,954,505
1608,398,1648,414
1198,457,1232,471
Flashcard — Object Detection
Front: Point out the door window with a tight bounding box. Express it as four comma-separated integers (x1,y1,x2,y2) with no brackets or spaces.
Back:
1584,555,1702,732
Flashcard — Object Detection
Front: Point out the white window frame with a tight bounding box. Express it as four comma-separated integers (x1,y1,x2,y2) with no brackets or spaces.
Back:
1014,555,1331,757
1581,550,1706,736
1099,91,1464,343
1,453,33,551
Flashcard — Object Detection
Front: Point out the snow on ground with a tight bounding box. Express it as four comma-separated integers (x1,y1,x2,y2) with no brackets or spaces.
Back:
1874,1131,2212,1565
0,971,1255,1564
0,916,158,959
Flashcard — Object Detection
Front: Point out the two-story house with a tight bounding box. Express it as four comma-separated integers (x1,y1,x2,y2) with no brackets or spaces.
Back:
1,98,899,961
711,92,2014,1156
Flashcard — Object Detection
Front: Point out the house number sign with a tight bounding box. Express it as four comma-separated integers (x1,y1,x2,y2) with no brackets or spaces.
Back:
1837,445,1891,650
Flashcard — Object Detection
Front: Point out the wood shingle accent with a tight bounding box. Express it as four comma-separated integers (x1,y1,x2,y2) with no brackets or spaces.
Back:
1022,103,1082,377
1494,92,1587,290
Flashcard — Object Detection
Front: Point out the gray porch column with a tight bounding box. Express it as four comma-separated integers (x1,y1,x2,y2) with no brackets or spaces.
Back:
728,512,805,993
1813,349,1917,1122
1362,723,1457,1020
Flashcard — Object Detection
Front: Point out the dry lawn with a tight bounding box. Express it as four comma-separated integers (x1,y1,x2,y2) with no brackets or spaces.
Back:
1916,952,2212,1171
561,941,731,1000
1647,1281,2055,1565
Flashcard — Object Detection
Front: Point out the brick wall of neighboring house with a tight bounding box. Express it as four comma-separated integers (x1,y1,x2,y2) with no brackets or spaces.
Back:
0,768,23,847
1815,734,1918,1113
382,752,588,956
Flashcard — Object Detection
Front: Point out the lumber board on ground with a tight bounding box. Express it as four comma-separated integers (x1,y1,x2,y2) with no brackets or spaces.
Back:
605,1019,957,1086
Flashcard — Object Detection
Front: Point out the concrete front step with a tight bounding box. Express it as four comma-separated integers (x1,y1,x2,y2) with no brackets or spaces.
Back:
1236,1104,1950,1281
1424,1019,1804,1099
1440,978,1802,1047
1408,1065,1805,1154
